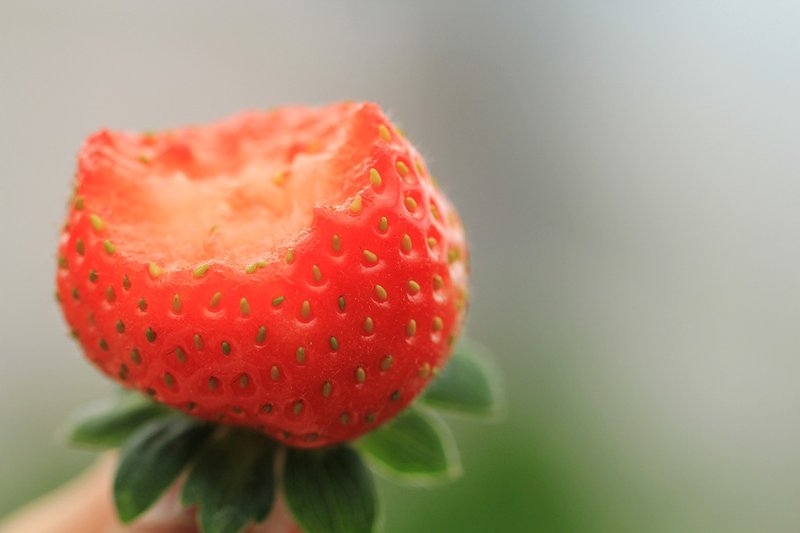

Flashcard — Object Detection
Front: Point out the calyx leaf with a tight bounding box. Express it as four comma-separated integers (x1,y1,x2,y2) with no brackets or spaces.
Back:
65,392,172,448
182,428,278,533
284,445,378,533
114,416,212,523
64,335,503,532
422,338,503,416
358,407,461,485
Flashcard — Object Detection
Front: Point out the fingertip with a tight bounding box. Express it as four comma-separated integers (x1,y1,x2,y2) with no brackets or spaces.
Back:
0,454,117,533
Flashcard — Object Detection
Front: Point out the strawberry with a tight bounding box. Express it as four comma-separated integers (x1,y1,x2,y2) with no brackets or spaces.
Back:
56,102,469,448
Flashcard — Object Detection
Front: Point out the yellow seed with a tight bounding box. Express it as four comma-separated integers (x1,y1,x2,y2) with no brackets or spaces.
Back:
193,264,210,278
404,197,417,212
148,262,163,279
369,168,382,187
350,194,363,213
246,261,267,274
448,247,461,263
378,216,388,232
374,285,387,301
363,317,374,334
103,240,116,255
74,196,84,210
272,171,286,186
240,297,250,316
76,239,84,256
322,381,333,398
89,214,105,232
256,326,266,344
312,265,322,282
194,334,203,350
406,319,417,336
208,377,218,390
396,161,409,176
355,367,366,383
378,124,391,141
430,203,441,221
300,300,311,319
296,347,306,364
272,296,285,306
427,236,438,249
381,355,393,371
239,374,249,388
362,250,378,264
433,316,444,331
270,365,280,381
401,234,412,252
285,248,295,264
419,363,431,378
415,158,425,175
210,292,222,308
292,401,304,415
332,234,342,252
433,274,444,290
172,294,182,313
407,280,420,294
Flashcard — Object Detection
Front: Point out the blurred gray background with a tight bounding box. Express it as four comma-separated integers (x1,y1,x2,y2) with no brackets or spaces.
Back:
3,1,800,531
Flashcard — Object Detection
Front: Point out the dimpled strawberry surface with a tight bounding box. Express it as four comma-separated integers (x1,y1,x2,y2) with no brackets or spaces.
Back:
56,102,469,447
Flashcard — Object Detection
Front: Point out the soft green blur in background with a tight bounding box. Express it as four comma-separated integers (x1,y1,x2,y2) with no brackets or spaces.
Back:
3,2,800,531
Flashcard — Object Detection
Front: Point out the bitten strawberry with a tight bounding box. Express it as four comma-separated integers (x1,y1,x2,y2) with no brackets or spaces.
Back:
56,102,468,447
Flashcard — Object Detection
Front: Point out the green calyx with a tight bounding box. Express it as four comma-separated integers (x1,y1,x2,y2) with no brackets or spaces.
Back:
64,337,501,533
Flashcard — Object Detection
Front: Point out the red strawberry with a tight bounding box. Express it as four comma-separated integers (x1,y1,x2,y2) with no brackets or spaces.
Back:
56,102,469,448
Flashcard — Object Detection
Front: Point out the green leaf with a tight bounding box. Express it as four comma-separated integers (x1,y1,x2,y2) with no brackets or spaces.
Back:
284,445,378,533
422,338,503,417
65,393,173,449
114,416,212,523
358,408,461,485
182,428,278,533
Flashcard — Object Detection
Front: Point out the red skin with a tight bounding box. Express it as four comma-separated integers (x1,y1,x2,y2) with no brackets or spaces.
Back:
56,102,468,448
